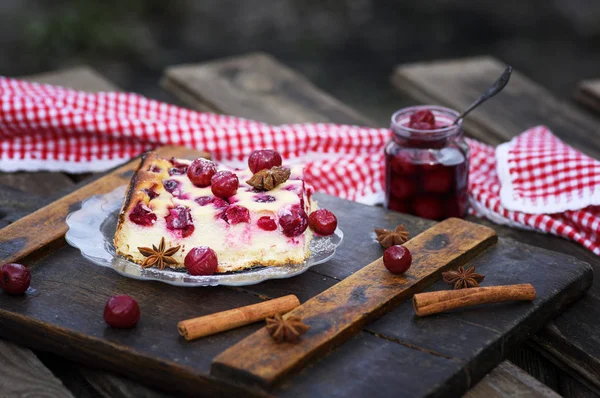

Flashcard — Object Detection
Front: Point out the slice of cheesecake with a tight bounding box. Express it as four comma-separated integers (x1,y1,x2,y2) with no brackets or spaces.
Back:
113,151,315,273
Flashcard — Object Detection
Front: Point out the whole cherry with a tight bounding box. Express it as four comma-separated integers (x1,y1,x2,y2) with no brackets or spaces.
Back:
211,170,239,198
185,246,219,276
413,196,444,220
129,202,157,227
187,158,217,187
248,149,283,173
383,245,412,274
423,168,454,194
308,209,337,236
409,109,435,128
0,263,31,295
104,295,140,329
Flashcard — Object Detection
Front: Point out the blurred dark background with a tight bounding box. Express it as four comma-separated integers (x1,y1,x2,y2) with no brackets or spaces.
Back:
4,0,600,124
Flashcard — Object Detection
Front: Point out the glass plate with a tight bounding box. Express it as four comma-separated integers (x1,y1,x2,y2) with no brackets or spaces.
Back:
65,186,343,287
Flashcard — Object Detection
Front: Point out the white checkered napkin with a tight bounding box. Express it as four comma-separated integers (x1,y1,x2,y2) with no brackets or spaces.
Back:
468,137,600,256
496,126,600,214
0,77,389,204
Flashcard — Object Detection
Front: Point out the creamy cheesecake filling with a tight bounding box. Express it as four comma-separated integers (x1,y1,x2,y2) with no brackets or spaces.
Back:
114,154,314,273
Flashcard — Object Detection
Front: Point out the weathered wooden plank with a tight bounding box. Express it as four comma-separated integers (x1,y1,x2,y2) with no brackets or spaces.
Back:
392,56,600,393
23,66,120,93
213,218,497,388
77,367,175,398
465,361,560,398
576,79,600,113
162,53,588,396
392,56,600,159
508,344,600,397
0,172,74,197
0,338,74,398
0,146,208,266
162,52,375,126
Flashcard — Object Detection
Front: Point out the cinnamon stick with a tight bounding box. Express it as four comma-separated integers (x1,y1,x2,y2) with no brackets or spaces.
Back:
413,284,536,317
178,294,300,341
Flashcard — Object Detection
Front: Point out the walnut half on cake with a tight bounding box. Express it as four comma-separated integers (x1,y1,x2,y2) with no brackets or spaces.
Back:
113,151,316,274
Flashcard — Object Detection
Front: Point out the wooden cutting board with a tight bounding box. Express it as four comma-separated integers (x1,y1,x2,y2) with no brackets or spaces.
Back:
0,146,593,397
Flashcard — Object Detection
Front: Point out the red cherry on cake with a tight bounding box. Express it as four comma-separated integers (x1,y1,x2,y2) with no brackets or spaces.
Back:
187,158,217,187
211,171,239,198
185,246,218,276
308,209,337,236
165,206,195,238
413,196,444,220
254,195,276,203
168,158,189,176
248,149,283,173
211,197,230,209
257,216,277,231
142,187,159,200
195,196,213,206
0,263,31,295
104,295,140,329
409,109,435,128
162,179,181,196
278,204,309,237
225,205,250,224
129,202,157,227
383,245,412,274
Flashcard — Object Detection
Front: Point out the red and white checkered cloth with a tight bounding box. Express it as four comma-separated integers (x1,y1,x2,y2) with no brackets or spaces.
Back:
1,78,599,255
469,128,600,255
496,126,600,213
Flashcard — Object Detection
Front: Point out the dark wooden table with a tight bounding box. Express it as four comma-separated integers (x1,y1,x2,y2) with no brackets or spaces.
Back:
0,55,589,397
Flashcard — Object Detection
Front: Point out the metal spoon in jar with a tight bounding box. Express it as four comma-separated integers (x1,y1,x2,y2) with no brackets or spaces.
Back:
452,65,513,125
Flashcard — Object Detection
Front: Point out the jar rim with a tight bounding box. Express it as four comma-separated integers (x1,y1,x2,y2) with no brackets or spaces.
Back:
391,105,462,139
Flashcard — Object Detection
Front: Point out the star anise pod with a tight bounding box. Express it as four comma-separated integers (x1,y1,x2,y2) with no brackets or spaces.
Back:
374,224,410,249
137,237,180,270
246,166,291,191
442,266,485,289
265,313,310,343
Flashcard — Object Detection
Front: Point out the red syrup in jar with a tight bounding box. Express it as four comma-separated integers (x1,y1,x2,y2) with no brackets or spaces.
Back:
385,106,469,220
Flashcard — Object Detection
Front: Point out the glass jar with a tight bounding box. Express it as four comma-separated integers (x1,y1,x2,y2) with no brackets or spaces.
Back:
384,105,469,220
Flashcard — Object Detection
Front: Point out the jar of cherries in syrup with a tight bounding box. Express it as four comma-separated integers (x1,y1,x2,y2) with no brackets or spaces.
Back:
385,105,469,220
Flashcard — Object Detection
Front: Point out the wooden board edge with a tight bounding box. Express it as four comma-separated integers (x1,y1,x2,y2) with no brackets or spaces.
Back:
160,74,220,113
22,66,120,93
162,52,377,126
0,338,76,397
